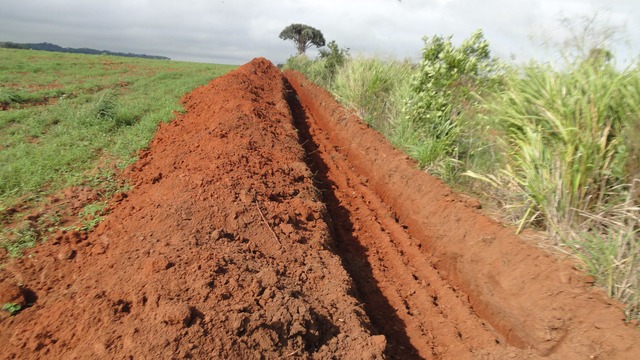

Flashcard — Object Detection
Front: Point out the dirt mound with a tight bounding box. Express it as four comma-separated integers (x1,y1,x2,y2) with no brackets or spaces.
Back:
0,59,384,359
1,58,639,359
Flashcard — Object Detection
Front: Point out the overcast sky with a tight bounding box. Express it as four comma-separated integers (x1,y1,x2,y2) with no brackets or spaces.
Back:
1,0,638,65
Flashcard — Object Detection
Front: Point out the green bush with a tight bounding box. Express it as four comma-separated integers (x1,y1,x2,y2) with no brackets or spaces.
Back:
395,30,501,179
318,40,350,82
283,40,350,87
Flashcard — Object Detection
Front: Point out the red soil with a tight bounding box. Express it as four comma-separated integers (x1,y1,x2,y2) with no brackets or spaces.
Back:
0,58,639,359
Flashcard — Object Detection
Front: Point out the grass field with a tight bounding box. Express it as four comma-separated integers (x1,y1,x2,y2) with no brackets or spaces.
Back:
0,48,235,256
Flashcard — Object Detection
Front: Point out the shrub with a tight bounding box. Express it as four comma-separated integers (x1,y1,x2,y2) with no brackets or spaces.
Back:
318,40,350,82
397,30,501,178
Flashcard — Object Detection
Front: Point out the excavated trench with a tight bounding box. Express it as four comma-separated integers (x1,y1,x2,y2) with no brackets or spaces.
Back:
286,81,506,359
1,58,639,359
283,70,640,359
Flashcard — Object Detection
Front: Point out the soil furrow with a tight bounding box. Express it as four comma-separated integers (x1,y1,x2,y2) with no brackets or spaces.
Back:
285,78,524,359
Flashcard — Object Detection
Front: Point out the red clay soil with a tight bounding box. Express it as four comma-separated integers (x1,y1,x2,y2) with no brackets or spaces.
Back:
0,59,385,359
0,58,638,359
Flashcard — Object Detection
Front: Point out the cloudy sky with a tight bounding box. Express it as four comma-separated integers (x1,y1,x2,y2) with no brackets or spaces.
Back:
1,0,638,65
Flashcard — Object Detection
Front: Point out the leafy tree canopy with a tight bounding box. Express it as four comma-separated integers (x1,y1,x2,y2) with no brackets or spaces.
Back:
279,23,326,55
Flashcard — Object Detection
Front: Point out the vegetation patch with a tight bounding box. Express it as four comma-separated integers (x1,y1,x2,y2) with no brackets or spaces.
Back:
0,49,235,258
1,302,21,316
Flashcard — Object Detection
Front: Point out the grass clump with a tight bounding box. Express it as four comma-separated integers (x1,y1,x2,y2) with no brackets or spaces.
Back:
1,225,39,258
473,60,640,319
331,57,413,131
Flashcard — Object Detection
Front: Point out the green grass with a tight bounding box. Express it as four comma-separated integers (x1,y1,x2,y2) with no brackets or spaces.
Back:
473,61,640,319
0,49,235,208
0,48,235,257
330,57,414,132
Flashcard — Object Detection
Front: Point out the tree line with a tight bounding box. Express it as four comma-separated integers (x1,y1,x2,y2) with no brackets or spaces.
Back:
0,42,170,60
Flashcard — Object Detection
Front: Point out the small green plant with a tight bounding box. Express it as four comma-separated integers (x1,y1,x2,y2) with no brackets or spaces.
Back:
1,225,38,258
78,201,107,231
1,302,21,315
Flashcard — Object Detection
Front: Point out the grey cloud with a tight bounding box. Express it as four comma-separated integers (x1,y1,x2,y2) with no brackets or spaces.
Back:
0,0,637,65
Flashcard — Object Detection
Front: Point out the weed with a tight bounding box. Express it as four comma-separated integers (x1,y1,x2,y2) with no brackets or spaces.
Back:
1,302,21,316
0,88,24,106
94,89,117,121
1,224,38,258
78,201,107,231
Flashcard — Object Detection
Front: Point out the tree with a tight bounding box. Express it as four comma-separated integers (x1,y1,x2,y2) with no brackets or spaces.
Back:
318,40,350,79
558,11,624,63
279,23,326,55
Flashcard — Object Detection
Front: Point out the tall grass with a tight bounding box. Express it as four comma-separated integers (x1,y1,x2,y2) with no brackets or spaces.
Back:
478,63,634,232
473,61,640,319
330,57,413,132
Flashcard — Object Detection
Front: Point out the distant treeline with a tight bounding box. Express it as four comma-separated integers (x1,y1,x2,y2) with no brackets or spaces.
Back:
0,41,170,60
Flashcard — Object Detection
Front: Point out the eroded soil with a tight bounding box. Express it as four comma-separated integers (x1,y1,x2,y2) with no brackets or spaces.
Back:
1,58,639,359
